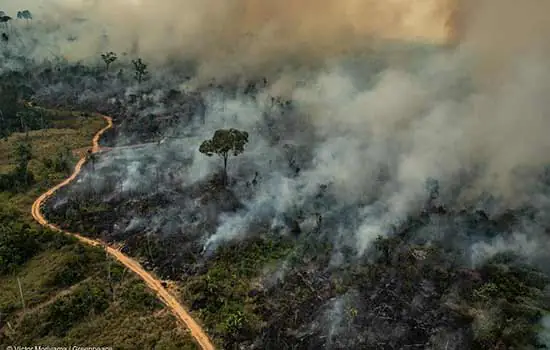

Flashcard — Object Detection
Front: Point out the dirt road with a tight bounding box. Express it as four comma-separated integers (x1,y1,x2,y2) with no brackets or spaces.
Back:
31,114,215,350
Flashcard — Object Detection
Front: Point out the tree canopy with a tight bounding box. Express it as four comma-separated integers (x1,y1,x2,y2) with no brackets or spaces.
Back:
199,129,249,158
199,128,249,185
101,51,117,71
0,15,11,24
17,10,32,21
132,58,148,83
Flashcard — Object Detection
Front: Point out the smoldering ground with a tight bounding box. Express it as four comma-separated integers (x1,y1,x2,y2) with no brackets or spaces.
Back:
55,30,550,262
6,0,550,348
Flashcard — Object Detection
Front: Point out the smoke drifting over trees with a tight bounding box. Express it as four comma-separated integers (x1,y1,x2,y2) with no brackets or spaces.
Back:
3,0,550,348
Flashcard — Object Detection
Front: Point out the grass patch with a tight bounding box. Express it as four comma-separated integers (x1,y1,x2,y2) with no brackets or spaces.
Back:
3,267,198,349
0,108,105,213
0,107,198,349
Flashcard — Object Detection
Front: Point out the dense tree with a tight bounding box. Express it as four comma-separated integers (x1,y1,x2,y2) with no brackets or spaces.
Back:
0,84,49,138
100,51,117,72
14,139,33,184
132,58,148,83
0,84,19,137
199,128,249,186
0,205,41,275
0,138,34,191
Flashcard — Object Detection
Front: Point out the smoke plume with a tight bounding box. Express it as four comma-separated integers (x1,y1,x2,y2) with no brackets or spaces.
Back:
1,0,453,78
4,0,550,264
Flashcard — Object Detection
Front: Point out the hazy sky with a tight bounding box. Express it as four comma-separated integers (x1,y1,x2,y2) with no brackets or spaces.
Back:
0,0,452,41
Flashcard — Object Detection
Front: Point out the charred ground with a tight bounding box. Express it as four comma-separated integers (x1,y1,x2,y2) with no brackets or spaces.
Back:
43,169,550,349
37,79,550,349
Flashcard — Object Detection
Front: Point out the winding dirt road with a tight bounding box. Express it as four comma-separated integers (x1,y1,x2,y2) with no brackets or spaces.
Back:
31,114,215,350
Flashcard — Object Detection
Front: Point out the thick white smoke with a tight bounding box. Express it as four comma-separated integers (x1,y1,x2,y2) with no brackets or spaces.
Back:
8,0,550,265
4,1,549,347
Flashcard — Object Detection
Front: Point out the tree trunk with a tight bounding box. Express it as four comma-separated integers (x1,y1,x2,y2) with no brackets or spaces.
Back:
223,154,228,186
155,167,160,192
146,233,153,262
17,277,25,309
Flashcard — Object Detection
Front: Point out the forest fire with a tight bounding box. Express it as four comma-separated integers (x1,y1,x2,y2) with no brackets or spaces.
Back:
2,0,550,349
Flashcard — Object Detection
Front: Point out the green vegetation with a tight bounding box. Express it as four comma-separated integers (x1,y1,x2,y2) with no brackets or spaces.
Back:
0,138,35,191
0,105,197,349
0,107,105,211
367,237,550,350
183,237,292,347
0,87,49,139
185,233,550,348
199,128,249,185
469,255,550,349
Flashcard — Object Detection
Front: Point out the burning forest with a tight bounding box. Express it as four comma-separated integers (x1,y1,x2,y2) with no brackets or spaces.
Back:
3,0,550,349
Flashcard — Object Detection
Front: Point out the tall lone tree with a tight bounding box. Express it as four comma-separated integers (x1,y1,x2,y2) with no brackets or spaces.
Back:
101,51,117,71
14,139,32,185
16,10,32,25
0,14,12,32
132,58,148,83
199,128,249,186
